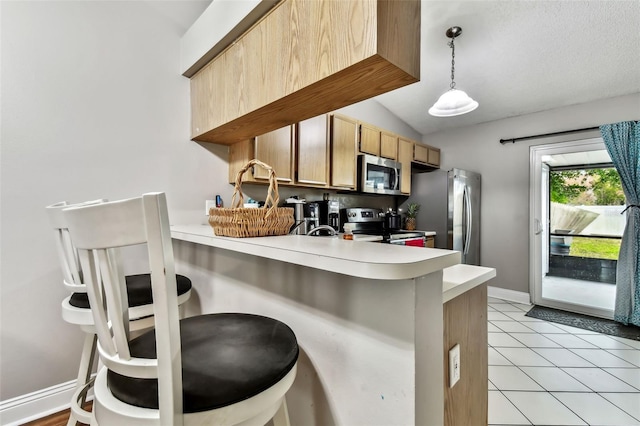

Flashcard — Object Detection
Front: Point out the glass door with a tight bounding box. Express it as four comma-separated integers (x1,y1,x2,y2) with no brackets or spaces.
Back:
530,139,622,319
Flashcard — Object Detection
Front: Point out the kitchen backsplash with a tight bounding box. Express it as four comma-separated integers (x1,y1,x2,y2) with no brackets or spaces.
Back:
238,184,399,212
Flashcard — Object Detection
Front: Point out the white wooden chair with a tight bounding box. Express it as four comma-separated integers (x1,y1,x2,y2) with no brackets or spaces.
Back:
46,200,193,425
62,192,298,426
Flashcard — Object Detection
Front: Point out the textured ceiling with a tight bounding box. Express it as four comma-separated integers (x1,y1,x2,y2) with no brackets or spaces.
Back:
374,1,640,137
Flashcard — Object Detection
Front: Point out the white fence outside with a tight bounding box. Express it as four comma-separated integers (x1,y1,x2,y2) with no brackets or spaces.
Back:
579,205,626,236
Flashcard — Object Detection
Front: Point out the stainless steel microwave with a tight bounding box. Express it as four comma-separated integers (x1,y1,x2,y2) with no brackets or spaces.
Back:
358,154,402,195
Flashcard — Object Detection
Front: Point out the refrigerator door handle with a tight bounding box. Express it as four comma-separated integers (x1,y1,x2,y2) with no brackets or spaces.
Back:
463,186,472,256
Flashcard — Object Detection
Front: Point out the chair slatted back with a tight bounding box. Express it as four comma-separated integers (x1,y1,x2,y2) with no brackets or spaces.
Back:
64,193,183,425
46,200,107,292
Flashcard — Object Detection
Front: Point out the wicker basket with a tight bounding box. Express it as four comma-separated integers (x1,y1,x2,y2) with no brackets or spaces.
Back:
208,159,294,237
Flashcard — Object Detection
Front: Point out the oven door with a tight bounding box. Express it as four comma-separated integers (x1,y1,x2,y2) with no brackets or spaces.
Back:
359,154,402,195
389,237,426,247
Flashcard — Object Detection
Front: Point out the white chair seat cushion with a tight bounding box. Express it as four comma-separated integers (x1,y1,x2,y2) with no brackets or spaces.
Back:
68,274,192,308
106,313,299,413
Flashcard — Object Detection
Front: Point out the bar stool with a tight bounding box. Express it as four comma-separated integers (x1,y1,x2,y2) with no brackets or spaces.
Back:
46,200,193,425
63,193,298,426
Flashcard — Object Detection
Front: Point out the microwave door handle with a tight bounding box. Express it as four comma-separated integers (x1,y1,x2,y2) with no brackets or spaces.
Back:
394,167,400,190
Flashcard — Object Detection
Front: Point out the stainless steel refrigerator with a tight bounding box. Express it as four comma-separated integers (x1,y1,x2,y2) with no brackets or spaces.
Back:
402,168,481,265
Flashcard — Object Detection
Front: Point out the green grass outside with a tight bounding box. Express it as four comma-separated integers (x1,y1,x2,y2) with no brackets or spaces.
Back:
569,237,621,260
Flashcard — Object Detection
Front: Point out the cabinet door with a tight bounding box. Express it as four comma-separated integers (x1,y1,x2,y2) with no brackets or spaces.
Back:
425,236,435,248
414,143,429,163
228,139,256,184
428,147,441,167
330,115,357,189
398,138,413,194
254,126,294,182
191,54,226,139
359,123,380,156
380,131,398,160
297,115,329,186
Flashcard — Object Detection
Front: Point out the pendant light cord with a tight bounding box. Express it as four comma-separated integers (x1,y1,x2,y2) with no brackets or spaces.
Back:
449,38,456,90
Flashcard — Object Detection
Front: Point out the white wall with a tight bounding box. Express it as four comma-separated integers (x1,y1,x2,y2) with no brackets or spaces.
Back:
0,0,216,400
422,93,640,294
337,100,422,142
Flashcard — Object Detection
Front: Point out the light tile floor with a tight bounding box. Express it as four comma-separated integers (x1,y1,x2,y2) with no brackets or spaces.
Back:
487,297,640,425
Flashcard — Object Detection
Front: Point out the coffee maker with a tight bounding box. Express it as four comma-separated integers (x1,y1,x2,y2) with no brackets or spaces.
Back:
305,200,340,234
317,200,340,231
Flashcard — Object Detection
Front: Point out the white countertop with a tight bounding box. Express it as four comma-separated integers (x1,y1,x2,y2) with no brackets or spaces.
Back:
442,264,497,303
171,225,459,280
404,230,436,236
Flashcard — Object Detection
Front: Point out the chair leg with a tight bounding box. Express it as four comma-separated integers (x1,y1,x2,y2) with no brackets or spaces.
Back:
271,397,291,426
68,333,97,426
77,333,98,403
70,377,95,426
66,413,77,426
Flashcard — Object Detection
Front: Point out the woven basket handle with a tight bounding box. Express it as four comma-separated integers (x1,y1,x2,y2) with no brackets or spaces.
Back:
231,159,280,216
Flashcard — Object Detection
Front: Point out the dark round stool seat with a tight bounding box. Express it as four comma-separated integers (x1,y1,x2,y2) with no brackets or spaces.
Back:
107,313,299,413
69,274,192,309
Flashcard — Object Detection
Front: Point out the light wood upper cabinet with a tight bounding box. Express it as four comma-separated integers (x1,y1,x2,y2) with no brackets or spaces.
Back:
398,138,413,195
380,131,398,160
413,143,441,168
191,53,225,138
190,0,420,145
254,126,294,182
330,114,358,189
228,138,255,184
359,125,397,160
297,115,329,187
228,126,294,184
228,113,438,192
428,147,441,167
414,144,429,163
359,123,380,156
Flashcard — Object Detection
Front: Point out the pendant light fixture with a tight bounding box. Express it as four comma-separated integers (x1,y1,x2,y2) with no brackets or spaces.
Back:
428,26,479,117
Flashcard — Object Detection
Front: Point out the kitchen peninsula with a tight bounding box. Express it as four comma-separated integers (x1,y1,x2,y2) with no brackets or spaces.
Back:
171,225,494,425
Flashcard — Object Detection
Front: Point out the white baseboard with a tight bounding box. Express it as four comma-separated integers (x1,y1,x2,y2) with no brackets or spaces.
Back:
0,380,78,425
488,286,531,305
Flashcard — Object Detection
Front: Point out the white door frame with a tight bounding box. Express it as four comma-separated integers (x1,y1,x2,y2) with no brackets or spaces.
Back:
529,138,614,318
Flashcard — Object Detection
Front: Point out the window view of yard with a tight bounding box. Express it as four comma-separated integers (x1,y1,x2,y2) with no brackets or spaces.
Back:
569,236,621,260
550,166,625,261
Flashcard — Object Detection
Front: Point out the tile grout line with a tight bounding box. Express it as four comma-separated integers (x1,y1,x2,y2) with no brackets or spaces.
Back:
489,298,640,425
493,388,534,425
595,391,640,423
498,344,593,425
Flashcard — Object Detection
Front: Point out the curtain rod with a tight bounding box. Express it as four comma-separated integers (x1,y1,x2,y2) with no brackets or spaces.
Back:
499,126,600,144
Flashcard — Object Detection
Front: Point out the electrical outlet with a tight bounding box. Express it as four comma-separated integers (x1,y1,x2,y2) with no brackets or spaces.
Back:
205,200,216,215
449,343,461,388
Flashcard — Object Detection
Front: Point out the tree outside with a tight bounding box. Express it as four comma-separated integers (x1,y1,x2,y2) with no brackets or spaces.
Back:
550,168,625,206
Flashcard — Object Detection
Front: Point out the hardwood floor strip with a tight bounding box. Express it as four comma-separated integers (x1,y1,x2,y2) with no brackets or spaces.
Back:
22,402,91,426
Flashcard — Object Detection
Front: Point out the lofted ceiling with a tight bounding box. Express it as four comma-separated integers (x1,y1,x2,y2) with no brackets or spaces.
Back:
374,1,640,137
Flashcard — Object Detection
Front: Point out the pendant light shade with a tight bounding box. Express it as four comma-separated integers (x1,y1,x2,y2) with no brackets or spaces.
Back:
429,26,478,117
428,89,478,117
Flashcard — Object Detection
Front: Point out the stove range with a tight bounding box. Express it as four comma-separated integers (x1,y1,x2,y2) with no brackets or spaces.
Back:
341,208,427,247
